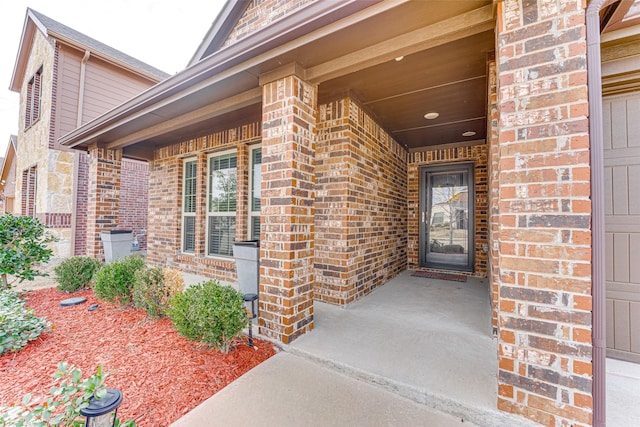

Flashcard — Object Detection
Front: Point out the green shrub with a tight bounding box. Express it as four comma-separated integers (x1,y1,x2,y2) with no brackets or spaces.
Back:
133,267,184,318
0,362,135,426
0,290,49,355
54,256,102,293
167,280,248,353
93,256,146,305
0,214,55,290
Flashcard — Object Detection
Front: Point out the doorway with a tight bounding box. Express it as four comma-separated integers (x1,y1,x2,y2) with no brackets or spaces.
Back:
419,163,474,271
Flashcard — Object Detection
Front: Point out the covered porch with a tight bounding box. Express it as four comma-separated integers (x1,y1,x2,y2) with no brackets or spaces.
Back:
172,271,639,427
59,1,602,425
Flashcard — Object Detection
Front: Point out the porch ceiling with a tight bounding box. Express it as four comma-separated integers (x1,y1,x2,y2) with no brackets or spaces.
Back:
317,29,494,150
60,0,496,158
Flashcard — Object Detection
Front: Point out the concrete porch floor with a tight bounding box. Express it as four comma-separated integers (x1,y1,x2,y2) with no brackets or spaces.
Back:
288,270,528,427
172,270,640,426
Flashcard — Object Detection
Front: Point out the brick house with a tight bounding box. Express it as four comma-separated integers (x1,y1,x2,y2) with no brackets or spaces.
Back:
59,1,640,425
0,135,18,214
8,8,168,256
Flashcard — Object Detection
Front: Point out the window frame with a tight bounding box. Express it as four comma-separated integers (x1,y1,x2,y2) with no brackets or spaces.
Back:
206,149,238,258
248,145,262,241
181,158,197,254
25,66,43,130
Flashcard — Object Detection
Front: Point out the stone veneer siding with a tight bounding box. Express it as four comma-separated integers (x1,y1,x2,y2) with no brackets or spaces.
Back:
14,29,74,256
495,1,593,425
315,98,407,305
407,144,489,278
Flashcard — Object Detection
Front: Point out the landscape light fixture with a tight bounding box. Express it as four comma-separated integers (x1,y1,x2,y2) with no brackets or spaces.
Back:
80,389,123,427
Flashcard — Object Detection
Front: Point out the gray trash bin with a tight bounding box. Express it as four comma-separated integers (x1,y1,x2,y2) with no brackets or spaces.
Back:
233,240,259,322
100,230,133,263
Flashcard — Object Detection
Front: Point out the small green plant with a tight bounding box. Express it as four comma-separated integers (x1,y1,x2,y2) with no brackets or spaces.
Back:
0,362,135,427
0,214,55,290
54,257,102,293
93,256,146,305
167,280,248,353
132,267,184,318
0,290,49,355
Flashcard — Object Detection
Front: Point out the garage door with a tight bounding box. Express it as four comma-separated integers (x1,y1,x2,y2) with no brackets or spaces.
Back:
604,92,640,363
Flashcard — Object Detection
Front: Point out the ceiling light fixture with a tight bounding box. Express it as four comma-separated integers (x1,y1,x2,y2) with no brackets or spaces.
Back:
423,112,439,120
462,131,476,137
395,56,404,61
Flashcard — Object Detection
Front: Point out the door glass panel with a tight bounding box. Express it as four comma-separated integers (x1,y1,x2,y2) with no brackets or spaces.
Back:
423,166,472,270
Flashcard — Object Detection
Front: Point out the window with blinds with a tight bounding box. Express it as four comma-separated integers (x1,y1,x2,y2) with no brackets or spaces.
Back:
207,152,237,256
25,67,42,129
182,159,197,253
249,147,262,241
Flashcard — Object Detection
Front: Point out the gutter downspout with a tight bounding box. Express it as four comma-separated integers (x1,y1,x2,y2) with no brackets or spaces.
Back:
77,50,90,127
70,49,90,257
586,1,610,426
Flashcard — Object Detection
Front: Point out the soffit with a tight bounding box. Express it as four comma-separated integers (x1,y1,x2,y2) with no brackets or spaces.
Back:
67,1,496,154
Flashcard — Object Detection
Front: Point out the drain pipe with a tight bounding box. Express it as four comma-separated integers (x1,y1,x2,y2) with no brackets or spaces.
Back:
586,1,611,426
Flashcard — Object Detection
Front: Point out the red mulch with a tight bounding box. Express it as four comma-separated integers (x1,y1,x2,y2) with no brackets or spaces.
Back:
0,288,277,426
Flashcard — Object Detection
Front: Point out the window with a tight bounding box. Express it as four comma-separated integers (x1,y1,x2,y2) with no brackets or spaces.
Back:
207,151,237,256
21,166,37,218
182,159,197,253
25,67,42,129
249,146,262,240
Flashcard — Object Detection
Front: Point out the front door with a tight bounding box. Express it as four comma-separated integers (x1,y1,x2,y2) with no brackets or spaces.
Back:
420,163,474,271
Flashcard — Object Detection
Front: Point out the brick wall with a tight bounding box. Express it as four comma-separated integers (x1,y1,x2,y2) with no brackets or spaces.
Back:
74,153,89,255
495,1,593,425
315,98,408,305
120,159,149,250
146,124,261,282
85,147,122,260
407,144,489,278
222,0,315,48
260,74,317,343
488,58,500,332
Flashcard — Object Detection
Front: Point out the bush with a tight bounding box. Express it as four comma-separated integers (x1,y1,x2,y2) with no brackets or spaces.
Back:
93,256,146,305
0,214,55,290
0,362,135,426
167,280,248,353
132,267,184,318
54,257,102,293
0,290,49,355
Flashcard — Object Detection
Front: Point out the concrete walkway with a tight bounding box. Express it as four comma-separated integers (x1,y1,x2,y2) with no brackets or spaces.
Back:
171,352,474,427
607,358,640,427
171,271,640,427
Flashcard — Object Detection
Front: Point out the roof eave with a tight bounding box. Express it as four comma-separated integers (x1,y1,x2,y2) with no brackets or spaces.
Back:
50,32,167,83
0,137,17,184
9,9,47,92
59,0,384,150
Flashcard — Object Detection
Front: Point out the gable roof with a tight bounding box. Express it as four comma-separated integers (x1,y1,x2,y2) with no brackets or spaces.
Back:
188,0,248,66
0,135,18,189
9,8,170,92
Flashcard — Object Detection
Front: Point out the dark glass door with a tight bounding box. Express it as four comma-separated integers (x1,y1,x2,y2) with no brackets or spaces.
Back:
420,163,474,271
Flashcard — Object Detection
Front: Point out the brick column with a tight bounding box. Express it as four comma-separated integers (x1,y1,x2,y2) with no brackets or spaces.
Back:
496,1,592,426
86,145,122,260
259,71,317,344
